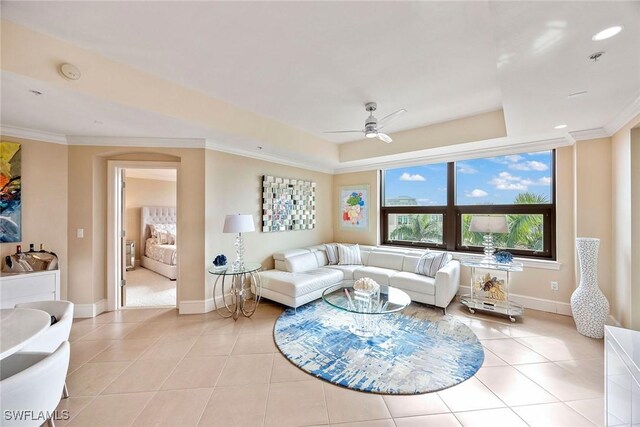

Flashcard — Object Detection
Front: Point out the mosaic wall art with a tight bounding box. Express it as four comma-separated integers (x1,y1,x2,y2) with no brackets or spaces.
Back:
262,175,316,232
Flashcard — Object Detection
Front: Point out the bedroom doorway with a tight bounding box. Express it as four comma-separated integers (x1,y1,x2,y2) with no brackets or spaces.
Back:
123,168,177,307
107,160,180,311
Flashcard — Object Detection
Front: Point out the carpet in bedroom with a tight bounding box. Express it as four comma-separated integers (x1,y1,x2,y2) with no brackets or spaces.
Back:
125,267,176,307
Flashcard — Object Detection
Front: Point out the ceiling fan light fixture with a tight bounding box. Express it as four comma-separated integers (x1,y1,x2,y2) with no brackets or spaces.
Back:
365,131,377,138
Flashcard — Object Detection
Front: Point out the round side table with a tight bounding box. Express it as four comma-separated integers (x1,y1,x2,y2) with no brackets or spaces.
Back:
208,263,262,320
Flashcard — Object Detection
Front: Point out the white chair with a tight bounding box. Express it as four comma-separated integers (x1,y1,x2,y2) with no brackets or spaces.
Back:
14,301,74,398
0,341,70,427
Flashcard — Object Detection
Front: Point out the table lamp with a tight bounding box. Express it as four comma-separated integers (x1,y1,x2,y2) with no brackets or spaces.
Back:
223,214,255,271
469,215,508,261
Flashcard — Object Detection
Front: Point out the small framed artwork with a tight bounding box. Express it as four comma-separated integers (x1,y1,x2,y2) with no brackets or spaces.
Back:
339,185,369,231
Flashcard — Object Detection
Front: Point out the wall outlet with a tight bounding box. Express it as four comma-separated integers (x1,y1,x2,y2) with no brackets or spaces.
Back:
551,281,559,291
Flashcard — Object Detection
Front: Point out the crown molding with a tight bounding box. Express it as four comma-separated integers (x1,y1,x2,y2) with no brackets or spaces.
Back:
333,134,574,174
0,124,68,144
204,139,335,174
569,127,610,141
66,136,206,148
605,94,640,135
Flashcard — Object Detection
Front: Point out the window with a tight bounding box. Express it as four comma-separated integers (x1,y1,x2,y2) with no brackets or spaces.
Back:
381,151,556,259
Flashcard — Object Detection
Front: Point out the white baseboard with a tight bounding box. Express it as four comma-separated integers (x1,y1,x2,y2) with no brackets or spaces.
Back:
458,286,572,316
74,299,107,318
179,295,227,314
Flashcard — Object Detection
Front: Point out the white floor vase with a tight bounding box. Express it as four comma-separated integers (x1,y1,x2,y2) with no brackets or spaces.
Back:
571,237,609,339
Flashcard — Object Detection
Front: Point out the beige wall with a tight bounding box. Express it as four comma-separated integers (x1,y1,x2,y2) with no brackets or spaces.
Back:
575,138,612,306
67,146,205,305
124,177,177,260
611,114,640,329
333,171,380,245
204,151,334,283
0,137,69,298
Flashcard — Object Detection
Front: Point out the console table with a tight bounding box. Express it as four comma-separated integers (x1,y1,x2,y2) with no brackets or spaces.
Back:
208,263,262,320
0,270,61,309
459,258,523,322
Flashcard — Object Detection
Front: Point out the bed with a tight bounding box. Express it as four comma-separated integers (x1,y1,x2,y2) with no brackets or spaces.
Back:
140,206,177,280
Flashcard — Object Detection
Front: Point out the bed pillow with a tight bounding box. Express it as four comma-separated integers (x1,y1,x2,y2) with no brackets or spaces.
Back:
325,243,339,265
157,230,170,245
415,251,452,278
338,244,362,265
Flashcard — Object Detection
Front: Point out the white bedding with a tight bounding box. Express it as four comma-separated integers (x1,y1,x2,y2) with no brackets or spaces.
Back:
145,238,177,266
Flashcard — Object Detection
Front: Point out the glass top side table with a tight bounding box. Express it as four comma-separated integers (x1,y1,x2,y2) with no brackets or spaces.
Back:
208,262,262,320
459,257,524,322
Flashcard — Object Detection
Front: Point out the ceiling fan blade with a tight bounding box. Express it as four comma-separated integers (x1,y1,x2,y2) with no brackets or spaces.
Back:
323,130,364,134
377,133,393,143
377,109,407,130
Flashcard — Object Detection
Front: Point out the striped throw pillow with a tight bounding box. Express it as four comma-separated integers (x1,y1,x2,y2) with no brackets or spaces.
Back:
338,244,362,265
415,251,452,278
325,243,339,265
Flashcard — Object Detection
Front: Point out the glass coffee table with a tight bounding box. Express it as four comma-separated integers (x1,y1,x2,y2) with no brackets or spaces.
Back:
322,281,411,337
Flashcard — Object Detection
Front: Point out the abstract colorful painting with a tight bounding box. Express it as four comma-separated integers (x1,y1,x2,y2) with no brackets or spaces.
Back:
339,185,369,231
1,142,22,242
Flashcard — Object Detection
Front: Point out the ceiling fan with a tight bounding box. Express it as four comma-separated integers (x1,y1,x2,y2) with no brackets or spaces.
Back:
324,102,407,143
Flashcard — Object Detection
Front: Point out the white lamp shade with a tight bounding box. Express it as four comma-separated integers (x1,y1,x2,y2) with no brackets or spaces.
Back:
223,214,255,233
469,215,508,233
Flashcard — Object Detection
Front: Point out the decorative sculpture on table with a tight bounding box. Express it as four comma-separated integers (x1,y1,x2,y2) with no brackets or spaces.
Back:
571,237,609,339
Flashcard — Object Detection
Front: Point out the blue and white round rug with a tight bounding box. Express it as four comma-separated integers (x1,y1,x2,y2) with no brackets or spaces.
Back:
273,300,484,394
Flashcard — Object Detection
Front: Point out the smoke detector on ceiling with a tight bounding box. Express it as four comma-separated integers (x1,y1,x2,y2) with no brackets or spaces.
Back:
58,63,81,80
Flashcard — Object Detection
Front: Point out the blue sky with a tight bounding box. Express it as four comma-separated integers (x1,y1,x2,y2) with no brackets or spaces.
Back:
384,151,552,206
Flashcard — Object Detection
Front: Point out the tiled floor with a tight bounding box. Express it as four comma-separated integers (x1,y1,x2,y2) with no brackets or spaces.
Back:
59,299,604,426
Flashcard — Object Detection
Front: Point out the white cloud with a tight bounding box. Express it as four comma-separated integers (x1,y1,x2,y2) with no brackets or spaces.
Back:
399,172,426,182
466,189,488,198
504,155,523,163
457,163,477,174
509,160,549,171
490,172,528,190
537,176,552,185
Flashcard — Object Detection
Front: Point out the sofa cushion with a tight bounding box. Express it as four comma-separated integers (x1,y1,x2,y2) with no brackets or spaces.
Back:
402,255,422,273
367,251,405,271
325,243,339,265
353,266,396,285
338,244,362,265
285,252,321,273
260,268,343,297
273,248,311,262
325,264,362,280
416,251,453,278
390,272,436,295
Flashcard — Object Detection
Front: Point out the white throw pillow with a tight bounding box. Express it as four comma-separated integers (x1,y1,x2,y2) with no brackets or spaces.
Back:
338,244,362,265
415,251,452,278
325,243,339,265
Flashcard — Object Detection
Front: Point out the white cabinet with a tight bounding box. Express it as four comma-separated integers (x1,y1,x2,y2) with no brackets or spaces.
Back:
605,326,640,426
0,270,60,308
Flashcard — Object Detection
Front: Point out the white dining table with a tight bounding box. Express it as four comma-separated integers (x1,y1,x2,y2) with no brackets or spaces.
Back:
0,308,51,360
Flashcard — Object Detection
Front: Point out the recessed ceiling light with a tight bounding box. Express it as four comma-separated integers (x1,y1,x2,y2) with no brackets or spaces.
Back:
592,26,623,41
554,124,568,129
29,89,43,96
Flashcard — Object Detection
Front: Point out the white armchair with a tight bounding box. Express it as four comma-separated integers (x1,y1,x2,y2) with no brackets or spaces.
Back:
14,301,74,398
0,341,70,427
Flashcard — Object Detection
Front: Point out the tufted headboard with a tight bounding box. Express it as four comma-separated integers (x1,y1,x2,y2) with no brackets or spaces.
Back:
140,206,177,254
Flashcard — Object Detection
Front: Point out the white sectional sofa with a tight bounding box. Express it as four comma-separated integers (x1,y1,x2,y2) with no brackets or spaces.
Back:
259,244,460,312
